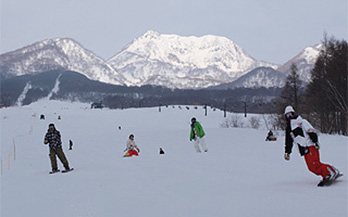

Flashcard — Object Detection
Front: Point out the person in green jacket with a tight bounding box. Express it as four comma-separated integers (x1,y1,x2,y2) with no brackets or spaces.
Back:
190,117,208,152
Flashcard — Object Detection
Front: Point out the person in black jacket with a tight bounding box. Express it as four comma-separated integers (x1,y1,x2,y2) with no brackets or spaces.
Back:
44,123,70,173
283,106,340,184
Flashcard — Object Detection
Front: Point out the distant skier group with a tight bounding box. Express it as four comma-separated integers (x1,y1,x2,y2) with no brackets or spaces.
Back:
123,117,208,157
43,117,208,173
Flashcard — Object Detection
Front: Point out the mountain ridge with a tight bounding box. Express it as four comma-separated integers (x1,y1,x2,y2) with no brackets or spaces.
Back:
108,30,278,88
0,31,321,89
0,38,126,85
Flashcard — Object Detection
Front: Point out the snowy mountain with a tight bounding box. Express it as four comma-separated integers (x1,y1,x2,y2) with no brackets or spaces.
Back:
0,38,126,85
277,44,322,83
210,67,286,89
108,31,277,89
0,32,322,90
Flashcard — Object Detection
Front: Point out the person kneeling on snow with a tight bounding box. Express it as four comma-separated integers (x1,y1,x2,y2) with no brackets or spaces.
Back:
124,134,140,157
265,130,277,141
283,105,341,185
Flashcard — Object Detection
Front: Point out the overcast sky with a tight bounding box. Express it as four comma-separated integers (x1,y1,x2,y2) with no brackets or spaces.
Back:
1,0,347,64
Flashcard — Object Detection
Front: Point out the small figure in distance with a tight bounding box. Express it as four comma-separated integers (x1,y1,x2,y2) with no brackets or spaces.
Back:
69,139,73,150
124,134,140,157
159,147,165,154
265,130,277,141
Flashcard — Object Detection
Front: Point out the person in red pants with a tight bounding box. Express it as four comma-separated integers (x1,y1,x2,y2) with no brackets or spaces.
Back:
124,134,140,157
283,105,341,185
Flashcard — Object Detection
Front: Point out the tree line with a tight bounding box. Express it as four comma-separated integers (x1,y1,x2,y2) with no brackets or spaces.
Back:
275,34,347,135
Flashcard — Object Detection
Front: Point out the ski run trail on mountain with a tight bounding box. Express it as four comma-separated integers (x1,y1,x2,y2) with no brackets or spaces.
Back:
1,100,347,217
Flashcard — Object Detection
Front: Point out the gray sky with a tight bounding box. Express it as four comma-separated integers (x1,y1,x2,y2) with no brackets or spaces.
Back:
1,0,347,64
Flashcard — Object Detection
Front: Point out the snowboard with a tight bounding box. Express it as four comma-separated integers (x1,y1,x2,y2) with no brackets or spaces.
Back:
62,168,74,173
49,169,60,174
317,173,343,187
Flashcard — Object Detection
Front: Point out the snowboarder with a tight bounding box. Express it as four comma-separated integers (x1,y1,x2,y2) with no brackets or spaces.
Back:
44,123,72,173
283,105,341,186
124,134,140,157
190,117,208,152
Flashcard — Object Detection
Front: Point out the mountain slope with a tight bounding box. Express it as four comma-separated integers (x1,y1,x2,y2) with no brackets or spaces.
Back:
0,38,126,85
108,31,277,89
1,69,281,113
277,44,322,82
210,67,286,89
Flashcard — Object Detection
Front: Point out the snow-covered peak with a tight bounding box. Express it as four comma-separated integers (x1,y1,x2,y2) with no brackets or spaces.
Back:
142,30,161,38
276,44,322,82
110,31,271,72
0,38,126,85
108,31,278,88
12,38,88,59
300,44,323,64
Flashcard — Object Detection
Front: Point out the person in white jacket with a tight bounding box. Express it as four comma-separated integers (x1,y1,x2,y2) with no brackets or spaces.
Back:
283,105,341,185
124,134,140,157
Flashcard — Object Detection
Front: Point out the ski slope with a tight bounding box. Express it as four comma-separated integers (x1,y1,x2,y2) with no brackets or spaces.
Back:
1,100,347,217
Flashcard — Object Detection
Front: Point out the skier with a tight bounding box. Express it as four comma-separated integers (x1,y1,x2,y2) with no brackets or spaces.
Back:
190,117,208,152
124,134,140,157
283,105,341,186
44,123,72,173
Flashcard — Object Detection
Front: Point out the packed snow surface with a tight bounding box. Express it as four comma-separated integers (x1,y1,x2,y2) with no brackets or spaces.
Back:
1,100,347,217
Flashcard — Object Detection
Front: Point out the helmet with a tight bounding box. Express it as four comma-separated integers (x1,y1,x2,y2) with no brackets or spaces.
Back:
48,123,55,129
191,117,196,122
284,105,295,115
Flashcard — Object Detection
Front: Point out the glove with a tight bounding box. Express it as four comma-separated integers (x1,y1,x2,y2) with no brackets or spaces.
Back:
284,153,290,161
137,148,140,153
314,142,320,150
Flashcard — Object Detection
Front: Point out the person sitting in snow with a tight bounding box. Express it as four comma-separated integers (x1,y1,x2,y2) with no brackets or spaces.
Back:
124,134,140,157
44,123,71,173
265,130,276,141
283,105,341,186
190,117,208,152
